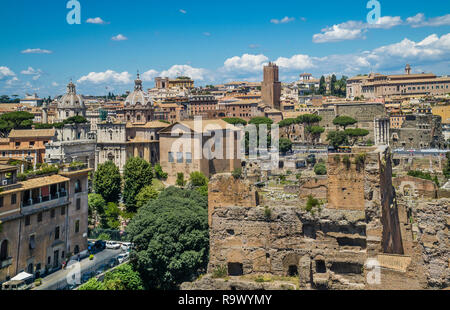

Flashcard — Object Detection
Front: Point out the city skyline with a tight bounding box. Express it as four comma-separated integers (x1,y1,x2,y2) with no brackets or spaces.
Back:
0,0,449,96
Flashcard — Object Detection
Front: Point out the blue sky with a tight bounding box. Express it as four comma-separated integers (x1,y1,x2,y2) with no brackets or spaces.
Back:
0,0,449,96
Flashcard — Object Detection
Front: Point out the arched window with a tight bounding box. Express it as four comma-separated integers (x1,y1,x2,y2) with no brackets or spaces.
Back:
0,240,8,260
137,115,141,121
75,179,82,193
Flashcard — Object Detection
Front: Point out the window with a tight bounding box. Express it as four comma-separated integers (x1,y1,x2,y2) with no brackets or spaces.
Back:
54,227,60,240
11,194,16,205
25,216,31,226
177,152,183,163
29,235,36,250
75,220,80,233
0,240,8,260
0,197,3,208
61,206,65,216
186,152,192,164
30,141,35,147
50,209,55,218
15,142,20,147
168,152,174,163
75,180,82,193
76,198,81,210
37,212,42,223
48,256,51,265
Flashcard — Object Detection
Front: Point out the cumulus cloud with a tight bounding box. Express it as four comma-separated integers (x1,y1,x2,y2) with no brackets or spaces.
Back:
5,77,19,87
407,13,450,28
160,65,208,81
111,34,128,41
313,16,402,43
274,54,315,70
86,17,108,24
77,70,132,84
223,54,269,72
0,66,16,79
21,67,41,75
21,48,52,54
270,16,295,24
141,69,159,82
179,9,187,14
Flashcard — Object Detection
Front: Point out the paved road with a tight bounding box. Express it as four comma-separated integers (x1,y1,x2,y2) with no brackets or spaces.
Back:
34,249,122,290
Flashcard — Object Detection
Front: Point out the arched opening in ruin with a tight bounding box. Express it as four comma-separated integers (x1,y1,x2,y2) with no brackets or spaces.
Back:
288,265,298,277
227,262,243,276
315,260,326,273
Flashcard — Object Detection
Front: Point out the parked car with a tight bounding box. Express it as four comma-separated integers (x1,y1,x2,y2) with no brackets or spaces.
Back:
106,241,121,250
107,258,118,268
120,242,132,252
93,240,106,252
117,252,129,264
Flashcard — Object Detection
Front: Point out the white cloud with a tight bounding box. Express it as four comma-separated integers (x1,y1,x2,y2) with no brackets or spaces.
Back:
223,54,269,72
270,16,295,24
52,82,59,87
160,65,208,81
21,67,41,75
274,54,315,70
21,48,52,54
407,13,450,28
86,17,108,24
111,34,128,41
313,16,402,43
313,24,364,43
6,77,19,86
179,9,187,14
141,69,159,82
77,70,132,84
0,66,16,79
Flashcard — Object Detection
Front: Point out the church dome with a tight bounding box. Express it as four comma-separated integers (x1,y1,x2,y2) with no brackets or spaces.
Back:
58,81,85,110
125,73,151,106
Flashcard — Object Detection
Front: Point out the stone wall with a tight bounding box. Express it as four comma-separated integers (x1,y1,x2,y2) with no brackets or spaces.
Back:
393,175,438,199
203,147,428,289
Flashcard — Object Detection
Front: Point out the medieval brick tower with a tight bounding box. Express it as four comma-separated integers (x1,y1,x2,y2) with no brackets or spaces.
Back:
261,62,281,110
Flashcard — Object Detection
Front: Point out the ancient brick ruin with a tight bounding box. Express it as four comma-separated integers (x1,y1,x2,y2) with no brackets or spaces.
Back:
184,146,449,290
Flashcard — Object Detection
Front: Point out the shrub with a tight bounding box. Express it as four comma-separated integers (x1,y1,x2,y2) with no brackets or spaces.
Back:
314,163,327,176
176,173,186,187
154,164,168,180
89,254,94,260
342,155,351,169
264,206,272,220
212,265,228,279
232,168,242,179
305,195,320,213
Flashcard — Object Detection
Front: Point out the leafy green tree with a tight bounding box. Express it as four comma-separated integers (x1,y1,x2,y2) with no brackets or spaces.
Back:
279,138,293,155
296,114,322,126
222,117,247,126
126,187,209,289
123,157,153,213
327,130,349,149
314,163,327,175
330,74,337,95
103,202,121,229
444,152,450,180
345,128,369,146
249,117,273,127
88,193,106,227
103,264,144,290
0,111,35,137
93,161,121,204
176,172,186,187
319,76,327,95
78,278,105,290
154,163,168,180
333,116,358,130
135,186,159,210
306,125,325,145
189,171,208,187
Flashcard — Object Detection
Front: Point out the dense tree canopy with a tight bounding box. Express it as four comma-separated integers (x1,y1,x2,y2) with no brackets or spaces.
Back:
0,111,35,137
135,185,159,210
345,128,370,145
327,130,349,149
78,264,143,290
126,187,209,289
333,116,358,129
249,117,273,127
222,117,247,126
93,161,122,204
279,138,293,155
123,157,153,213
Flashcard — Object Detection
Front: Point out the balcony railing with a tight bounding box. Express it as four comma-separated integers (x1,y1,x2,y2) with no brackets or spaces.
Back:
21,190,68,208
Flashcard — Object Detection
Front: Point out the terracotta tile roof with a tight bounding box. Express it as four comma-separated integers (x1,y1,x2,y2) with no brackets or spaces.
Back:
20,174,69,190
9,129,55,138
